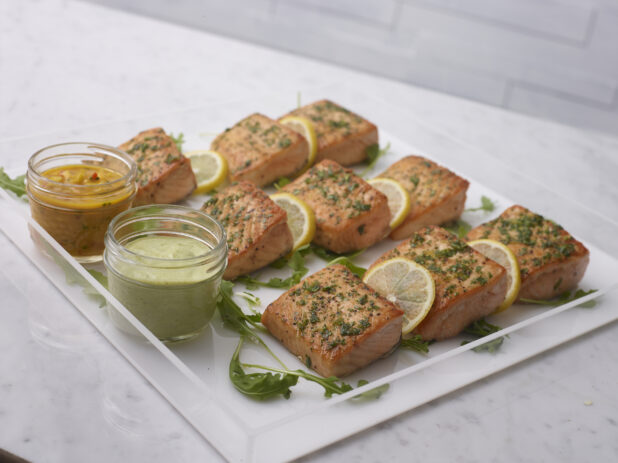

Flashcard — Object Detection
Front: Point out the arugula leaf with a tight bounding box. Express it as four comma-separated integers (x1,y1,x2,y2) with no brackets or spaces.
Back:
353,380,390,401
170,132,185,152
399,334,430,353
461,318,505,353
273,177,291,190
235,291,261,308
237,248,308,290
0,167,26,198
443,219,472,239
520,289,598,308
219,281,263,331
242,363,354,398
465,196,496,213
310,244,365,262
361,142,391,177
219,280,360,400
230,337,298,400
328,256,366,278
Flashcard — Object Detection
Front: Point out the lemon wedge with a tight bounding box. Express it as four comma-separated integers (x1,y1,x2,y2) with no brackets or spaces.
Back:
468,239,521,313
363,257,435,335
270,192,316,251
279,116,317,172
367,178,411,229
186,150,228,194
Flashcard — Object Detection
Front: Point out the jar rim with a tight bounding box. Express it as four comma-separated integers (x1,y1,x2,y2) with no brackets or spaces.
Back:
105,204,228,265
28,142,137,193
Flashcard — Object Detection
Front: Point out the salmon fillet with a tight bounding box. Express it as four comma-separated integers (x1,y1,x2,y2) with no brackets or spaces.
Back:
211,113,308,187
370,226,507,341
282,159,391,254
118,127,196,206
466,205,589,301
201,181,293,280
377,155,469,240
262,264,404,377
282,99,378,166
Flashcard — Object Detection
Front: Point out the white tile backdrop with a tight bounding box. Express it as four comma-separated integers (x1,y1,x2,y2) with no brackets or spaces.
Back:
86,0,618,135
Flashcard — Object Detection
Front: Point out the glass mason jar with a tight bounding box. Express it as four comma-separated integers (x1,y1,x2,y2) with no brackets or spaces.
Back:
104,205,227,343
27,142,137,263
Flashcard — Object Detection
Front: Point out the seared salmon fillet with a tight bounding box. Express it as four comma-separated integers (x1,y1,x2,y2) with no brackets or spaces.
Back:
466,205,589,301
370,226,507,341
282,159,390,253
378,155,469,240
262,264,404,377
118,127,196,206
201,181,293,280
211,113,308,187
282,99,378,166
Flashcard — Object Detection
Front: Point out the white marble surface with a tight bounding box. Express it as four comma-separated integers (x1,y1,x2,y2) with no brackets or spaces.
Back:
1,1,618,462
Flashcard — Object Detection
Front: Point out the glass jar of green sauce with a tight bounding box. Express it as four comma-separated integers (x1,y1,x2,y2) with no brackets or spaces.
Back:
104,205,227,343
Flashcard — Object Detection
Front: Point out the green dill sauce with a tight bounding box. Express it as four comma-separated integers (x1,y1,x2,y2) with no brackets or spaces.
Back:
104,206,227,343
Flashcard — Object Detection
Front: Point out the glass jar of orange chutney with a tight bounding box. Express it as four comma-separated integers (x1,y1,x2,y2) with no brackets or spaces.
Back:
27,142,137,262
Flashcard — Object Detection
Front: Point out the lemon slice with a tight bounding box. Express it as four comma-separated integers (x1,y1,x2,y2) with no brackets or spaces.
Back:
363,257,435,335
468,239,521,313
367,178,411,229
279,116,317,172
186,150,228,194
270,192,316,251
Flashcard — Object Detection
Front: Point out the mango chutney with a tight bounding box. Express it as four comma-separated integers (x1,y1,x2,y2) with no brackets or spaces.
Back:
27,143,137,262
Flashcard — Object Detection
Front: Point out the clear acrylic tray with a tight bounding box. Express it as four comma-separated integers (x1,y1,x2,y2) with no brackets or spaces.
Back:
1,85,617,463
